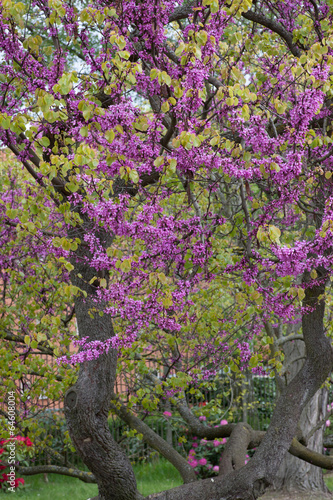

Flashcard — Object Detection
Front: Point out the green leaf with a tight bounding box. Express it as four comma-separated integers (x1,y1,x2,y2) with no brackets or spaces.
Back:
268,225,281,243
120,259,132,273
168,159,177,173
80,126,89,137
161,101,169,113
40,136,50,147
153,156,164,167
129,169,139,183
150,68,158,80
105,129,115,143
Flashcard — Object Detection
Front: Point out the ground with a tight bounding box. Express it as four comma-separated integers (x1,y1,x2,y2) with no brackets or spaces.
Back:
259,489,332,500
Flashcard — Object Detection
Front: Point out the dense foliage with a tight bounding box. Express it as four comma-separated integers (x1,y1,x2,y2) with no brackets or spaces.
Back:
1,1,333,499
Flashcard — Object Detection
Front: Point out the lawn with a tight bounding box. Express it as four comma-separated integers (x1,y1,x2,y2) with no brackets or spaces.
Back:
0,460,182,499
1,462,332,499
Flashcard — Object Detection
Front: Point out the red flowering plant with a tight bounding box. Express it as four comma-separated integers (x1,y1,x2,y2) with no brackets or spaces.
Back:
0,436,33,491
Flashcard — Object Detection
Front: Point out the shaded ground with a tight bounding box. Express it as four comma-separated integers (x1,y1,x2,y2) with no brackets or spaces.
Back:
259,490,332,500
257,472,333,500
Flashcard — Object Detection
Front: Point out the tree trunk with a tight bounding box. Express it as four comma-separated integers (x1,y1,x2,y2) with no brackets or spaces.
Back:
272,338,329,494
64,224,138,500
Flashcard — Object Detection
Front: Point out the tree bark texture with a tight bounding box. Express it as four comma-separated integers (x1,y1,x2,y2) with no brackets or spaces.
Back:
272,338,329,493
64,224,138,500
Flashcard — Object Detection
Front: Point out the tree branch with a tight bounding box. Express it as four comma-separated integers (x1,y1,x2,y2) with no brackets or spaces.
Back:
110,395,196,484
17,464,96,483
241,10,301,57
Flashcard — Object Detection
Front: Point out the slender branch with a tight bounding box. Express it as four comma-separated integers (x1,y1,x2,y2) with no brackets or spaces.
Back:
1,329,55,356
17,464,96,483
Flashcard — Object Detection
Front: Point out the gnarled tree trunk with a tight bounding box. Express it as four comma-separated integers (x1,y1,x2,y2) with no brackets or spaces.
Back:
64,224,138,500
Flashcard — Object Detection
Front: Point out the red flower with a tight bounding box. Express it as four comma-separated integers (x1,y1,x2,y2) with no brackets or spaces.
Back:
25,437,33,447
13,436,25,442
15,478,24,487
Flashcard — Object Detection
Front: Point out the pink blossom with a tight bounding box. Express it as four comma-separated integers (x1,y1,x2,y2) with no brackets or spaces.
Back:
220,419,228,426
199,458,207,466
213,440,220,447
199,416,206,421
163,411,172,418
326,420,331,427
189,460,198,468
213,466,219,473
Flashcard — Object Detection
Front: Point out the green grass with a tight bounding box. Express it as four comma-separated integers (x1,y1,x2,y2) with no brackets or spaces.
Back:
324,474,333,491
0,460,182,499
3,462,331,499
0,472,98,499
133,459,182,496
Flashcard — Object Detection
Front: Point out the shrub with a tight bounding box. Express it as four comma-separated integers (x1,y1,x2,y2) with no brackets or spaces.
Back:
0,436,33,491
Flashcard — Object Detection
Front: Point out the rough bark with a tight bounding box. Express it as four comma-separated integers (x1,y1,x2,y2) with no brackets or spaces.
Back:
272,338,329,494
219,423,252,476
64,224,138,500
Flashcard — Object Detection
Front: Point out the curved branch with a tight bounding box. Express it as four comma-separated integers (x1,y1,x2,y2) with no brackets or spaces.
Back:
242,10,301,57
219,423,253,476
17,464,96,483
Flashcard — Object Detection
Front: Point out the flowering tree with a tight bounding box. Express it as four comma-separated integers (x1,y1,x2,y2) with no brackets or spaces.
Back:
1,0,333,499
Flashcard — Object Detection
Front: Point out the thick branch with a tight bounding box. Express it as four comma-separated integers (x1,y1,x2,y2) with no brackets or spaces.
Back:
168,3,194,22
219,423,253,476
289,438,333,469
